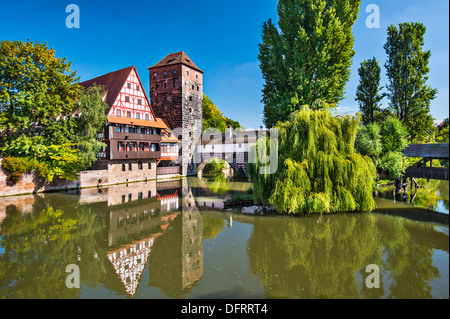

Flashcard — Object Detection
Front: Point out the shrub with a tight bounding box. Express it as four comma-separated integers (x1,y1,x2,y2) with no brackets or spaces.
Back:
1,157,35,184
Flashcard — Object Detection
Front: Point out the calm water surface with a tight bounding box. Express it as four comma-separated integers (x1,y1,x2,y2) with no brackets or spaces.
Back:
0,177,448,299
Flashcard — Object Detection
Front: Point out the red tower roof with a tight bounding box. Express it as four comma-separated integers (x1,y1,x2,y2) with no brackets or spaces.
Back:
148,51,204,73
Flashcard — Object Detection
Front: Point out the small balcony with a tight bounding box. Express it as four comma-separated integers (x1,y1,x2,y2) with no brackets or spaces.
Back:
111,151,161,160
110,131,161,142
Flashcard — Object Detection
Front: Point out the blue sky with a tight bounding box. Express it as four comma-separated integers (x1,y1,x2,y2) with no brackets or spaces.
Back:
0,0,448,129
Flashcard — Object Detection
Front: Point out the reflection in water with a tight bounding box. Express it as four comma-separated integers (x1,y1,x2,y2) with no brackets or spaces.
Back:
247,213,448,299
375,180,449,215
0,178,448,299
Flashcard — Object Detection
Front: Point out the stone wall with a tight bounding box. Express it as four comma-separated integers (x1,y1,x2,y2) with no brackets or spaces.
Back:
0,158,158,197
107,159,157,185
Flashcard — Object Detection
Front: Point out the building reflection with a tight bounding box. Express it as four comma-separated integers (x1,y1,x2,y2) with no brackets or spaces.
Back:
146,179,203,298
102,179,203,298
0,178,203,299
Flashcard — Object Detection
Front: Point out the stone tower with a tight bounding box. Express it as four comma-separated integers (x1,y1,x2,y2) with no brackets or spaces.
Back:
148,52,203,176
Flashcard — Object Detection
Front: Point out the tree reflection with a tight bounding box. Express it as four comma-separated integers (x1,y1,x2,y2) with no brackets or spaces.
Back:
247,213,444,299
0,200,108,298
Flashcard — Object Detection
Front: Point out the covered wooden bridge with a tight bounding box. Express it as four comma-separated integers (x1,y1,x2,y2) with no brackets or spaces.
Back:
402,143,449,182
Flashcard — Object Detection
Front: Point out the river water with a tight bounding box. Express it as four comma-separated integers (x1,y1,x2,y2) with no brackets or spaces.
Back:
0,177,448,299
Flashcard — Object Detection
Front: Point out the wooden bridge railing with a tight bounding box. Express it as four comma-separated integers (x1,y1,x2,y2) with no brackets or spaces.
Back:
404,166,449,181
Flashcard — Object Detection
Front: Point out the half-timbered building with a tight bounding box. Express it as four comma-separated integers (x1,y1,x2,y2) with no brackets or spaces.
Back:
80,66,180,182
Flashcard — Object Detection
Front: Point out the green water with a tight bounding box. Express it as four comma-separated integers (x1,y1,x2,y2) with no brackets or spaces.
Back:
0,178,448,299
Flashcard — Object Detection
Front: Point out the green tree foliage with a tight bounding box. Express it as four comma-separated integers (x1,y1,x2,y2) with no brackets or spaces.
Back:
0,40,109,181
202,94,241,132
249,104,377,214
69,84,108,169
354,123,383,166
379,151,406,180
355,58,386,124
202,157,227,177
258,0,361,128
380,116,408,154
384,22,437,142
355,117,408,180
436,118,449,143
0,40,81,145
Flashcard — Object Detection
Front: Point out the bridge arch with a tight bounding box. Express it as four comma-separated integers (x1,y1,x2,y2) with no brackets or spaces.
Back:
197,157,234,179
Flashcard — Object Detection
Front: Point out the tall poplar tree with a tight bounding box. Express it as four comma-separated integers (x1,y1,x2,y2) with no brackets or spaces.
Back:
384,22,437,141
258,0,361,128
355,58,386,124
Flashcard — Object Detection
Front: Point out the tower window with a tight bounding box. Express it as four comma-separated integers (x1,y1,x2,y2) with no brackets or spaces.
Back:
174,70,177,74
153,72,157,77
164,71,167,76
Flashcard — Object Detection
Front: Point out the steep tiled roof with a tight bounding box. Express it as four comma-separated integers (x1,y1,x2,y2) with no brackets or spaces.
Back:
79,66,134,109
148,51,204,73
403,143,449,159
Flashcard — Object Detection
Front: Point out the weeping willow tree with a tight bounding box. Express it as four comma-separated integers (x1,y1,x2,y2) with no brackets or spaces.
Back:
248,104,377,214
